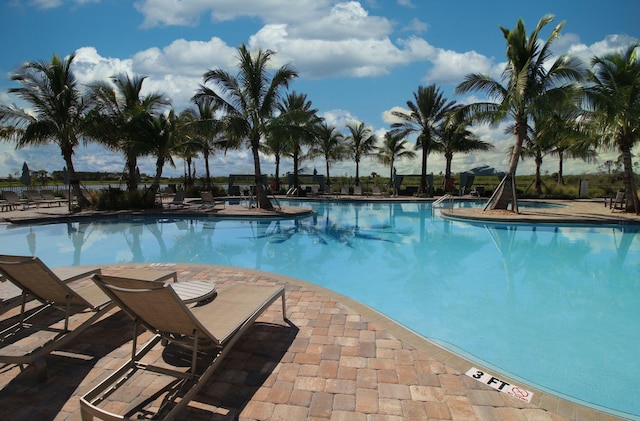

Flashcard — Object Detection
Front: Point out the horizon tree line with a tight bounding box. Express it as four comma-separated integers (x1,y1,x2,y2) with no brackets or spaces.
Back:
0,14,639,213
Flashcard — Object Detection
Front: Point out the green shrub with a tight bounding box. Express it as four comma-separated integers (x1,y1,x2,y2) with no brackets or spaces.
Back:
96,188,157,210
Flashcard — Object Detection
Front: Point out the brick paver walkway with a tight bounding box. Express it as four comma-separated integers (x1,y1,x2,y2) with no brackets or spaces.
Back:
0,264,624,420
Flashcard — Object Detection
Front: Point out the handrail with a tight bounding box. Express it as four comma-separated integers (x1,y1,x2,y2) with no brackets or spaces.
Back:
432,194,454,214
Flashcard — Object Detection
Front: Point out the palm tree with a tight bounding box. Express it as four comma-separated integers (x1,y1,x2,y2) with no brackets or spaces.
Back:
308,121,347,186
391,84,456,196
87,73,169,191
195,44,298,210
376,131,416,188
264,128,288,192
534,103,596,187
183,97,228,190
438,110,493,192
345,121,377,186
456,15,584,211
0,53,90,207
275,91,320,194
139,109,179,194
585,43,640,213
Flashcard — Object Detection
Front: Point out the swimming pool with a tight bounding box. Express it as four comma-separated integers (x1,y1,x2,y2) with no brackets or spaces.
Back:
1,200,638,418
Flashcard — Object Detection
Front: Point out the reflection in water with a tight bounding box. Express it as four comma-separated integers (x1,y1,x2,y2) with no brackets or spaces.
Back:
2,203,640,417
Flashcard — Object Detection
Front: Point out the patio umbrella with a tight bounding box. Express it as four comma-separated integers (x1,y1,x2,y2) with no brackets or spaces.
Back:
62,166,69,185
20,162,31,186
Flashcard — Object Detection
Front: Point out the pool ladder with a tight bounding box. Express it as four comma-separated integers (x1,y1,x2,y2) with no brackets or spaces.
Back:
432,194,454,214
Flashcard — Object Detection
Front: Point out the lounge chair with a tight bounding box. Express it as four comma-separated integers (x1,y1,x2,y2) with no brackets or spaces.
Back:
40,189,65,206
25,190,63,208
1,191,28,211
610,191,626,212
81,274,287,420
164,190,188,208
200,190,225,209
353,185,363,196
0,255,109,378
340,186,349,195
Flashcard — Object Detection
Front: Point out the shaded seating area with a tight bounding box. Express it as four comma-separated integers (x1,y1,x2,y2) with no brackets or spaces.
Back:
81,274,287,420
0,255,108,378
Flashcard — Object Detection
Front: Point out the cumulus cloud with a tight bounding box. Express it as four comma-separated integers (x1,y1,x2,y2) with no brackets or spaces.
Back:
401,18,428,34
134,0,331,28
423,48,497,85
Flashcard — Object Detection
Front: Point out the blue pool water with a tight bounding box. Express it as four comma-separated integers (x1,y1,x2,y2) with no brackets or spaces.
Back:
1,200,638,418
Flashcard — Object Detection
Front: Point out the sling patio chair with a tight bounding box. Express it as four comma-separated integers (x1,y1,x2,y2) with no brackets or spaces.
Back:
1,190,29,211
0,255,109,378
164,190,189,208
81,274,287,421
199,190,225,210
40,189,66,206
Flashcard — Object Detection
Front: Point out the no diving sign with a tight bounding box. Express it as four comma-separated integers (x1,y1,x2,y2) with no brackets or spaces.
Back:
465,367,534,403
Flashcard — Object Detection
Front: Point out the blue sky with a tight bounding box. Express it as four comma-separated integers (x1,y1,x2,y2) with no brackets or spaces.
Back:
1,0,638,181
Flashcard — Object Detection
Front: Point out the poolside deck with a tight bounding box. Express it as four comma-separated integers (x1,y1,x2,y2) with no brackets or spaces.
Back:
0,198,637,420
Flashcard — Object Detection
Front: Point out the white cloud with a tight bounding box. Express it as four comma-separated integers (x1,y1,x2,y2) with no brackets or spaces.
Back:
424,48,497,85
28,0,62,9
401,18,428,34
134,0,331,28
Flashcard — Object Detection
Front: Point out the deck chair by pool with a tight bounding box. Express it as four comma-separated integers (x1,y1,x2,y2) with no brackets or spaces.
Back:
81,274,286,421
40,189,65,206
1,191,28,211
353,185,363,196
164,190,188,208
200,190,225,210
610,191,626,212
0,255,109,377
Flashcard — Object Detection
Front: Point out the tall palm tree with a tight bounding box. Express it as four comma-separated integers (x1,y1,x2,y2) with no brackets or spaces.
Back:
138,109,179,194
275,91,320,194
376,131,416,186
438,110,494,192
195,44,298,210
264,128,288,192
534,103,596,187
391,84,456,196
585,43,640,213
456,15,584,210
183,97,228,190
345,121,377,186
87,73,169,191
308,121,347,186
0,53,90,207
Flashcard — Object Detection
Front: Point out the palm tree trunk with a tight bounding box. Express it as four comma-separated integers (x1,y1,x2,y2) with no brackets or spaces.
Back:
419,146,427,195
557,151,564,185
152,156,164,193
325,161,331,186
488,117,525,211
204,151,211,190
275,155,281,191
62,148,88,208
251,138,273,210
126,156,138,191
444,153,453,193
620,138,639,214
535,153,542,195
